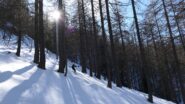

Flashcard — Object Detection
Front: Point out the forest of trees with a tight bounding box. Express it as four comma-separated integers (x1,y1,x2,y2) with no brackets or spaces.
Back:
0,0,184,103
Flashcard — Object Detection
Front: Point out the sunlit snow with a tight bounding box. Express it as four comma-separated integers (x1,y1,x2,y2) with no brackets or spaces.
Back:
0,32,175,104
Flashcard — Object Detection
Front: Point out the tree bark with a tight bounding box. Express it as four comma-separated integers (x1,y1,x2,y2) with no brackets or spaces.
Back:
81,0,87,73
58,0,66,73
131,0,153,102
105,0,117,88
16,2,22,57
38,0,46,69
90,0,99,78
115,1,129,87
98,0,110,82
162,0,185,103
33,0,40,63
16,30,22,57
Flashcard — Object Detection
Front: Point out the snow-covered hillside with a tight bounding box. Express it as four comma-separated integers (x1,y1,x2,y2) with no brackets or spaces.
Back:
0,34,175,104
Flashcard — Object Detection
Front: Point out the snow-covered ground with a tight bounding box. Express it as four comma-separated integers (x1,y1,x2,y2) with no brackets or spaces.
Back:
0,33,175,104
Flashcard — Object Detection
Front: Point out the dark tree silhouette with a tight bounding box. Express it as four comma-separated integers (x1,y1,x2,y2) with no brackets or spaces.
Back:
38,0,46,69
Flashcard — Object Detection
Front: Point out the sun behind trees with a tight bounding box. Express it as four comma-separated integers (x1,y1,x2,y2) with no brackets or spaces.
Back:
0,0,184,104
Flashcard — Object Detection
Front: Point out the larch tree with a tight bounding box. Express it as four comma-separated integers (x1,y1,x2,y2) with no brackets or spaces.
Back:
105,0,117,88
131,0,153,102
14,0,29,57
98,0,107,79
34,0,40,63
38,0,46,69
161,0,185,103
90,0,99,78
58,0,67,73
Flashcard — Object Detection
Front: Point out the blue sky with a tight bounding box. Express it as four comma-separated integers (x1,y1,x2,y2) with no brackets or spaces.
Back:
29,0,149,28
119,0,149,28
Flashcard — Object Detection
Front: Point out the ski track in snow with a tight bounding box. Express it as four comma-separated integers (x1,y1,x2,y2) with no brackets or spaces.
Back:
0,33,175,104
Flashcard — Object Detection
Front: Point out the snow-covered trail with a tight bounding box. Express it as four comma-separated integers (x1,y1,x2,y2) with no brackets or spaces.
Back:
0,35,175,104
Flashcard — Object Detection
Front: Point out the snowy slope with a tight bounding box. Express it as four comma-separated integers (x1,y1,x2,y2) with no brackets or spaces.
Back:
0,33,175,104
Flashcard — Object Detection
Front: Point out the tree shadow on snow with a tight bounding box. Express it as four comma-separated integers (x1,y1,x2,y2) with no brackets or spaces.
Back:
0,69,42,104
0,71,12,83
0,64,35,83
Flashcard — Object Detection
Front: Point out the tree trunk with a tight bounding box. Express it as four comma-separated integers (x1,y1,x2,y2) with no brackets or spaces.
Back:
16,30,22,57
88,27,94,77
98,0,109,81
115,1,128,87
38,0,45,69
154,12,176,101
58,0,66,73
81,0,87,73
105,0,117,88
77,0,87,74
131,0,153,102
90,0,99,78
162,0,185,103
34,0,40,63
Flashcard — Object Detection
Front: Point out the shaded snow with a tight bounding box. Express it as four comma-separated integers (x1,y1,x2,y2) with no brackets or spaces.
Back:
0,33,175,104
